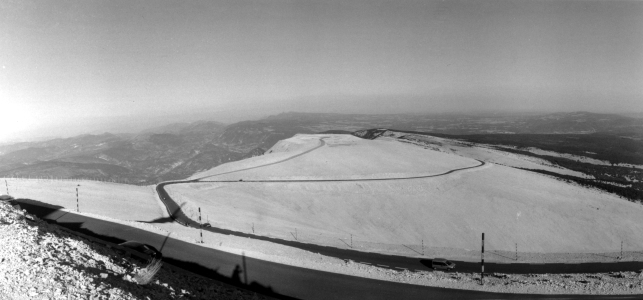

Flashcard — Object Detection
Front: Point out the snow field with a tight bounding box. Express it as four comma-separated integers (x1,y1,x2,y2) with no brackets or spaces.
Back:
169,134,643,253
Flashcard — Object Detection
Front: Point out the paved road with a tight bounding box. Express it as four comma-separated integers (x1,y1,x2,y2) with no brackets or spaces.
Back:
198,158,485,182
8,138,643,298
14,199,641,300
157,141,643,276
157,181,643,275
195,137,329,181
197,135,486,183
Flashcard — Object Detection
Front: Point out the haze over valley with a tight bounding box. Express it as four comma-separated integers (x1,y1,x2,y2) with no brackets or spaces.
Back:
2,0,643,298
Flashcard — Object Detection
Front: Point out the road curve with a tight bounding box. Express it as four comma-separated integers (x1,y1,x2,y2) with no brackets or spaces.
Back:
155,139,643,276
194,137,329,181
156,181,643,275
15,199,642,300
196,135,487,183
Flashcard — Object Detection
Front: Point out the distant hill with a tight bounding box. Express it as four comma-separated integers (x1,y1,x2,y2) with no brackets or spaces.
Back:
172,133,643,254
1,111,640,184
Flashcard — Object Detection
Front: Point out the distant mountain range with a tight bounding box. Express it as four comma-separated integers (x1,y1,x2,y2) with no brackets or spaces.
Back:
0,111,640,184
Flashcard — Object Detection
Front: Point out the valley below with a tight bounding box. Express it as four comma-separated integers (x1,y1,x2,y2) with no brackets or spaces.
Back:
2,111,643,298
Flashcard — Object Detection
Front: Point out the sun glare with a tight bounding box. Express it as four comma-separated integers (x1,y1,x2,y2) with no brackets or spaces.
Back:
0,99,41,142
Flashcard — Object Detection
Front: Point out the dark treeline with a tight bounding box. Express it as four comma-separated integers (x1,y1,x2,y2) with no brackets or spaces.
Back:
516,167,642,202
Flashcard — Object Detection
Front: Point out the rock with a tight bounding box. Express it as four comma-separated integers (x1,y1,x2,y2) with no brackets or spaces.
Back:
100,273,108,279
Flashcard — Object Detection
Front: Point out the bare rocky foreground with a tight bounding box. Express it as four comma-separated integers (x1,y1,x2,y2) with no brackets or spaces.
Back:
3,195,643,297
2,132,643,297
0,201,266,300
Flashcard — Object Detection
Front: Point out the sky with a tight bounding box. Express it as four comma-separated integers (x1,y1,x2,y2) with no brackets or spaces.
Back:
1,0,642,142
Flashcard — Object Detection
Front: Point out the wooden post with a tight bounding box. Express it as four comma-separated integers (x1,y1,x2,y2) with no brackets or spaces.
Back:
481,233,485,285
76,186,79,213
199,207,203,243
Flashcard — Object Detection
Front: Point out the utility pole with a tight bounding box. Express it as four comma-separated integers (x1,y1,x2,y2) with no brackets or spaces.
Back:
621,241,623,258
5,179,8,195
481,233,485,285
516,243,518,261
422,239,424,256
199,207,203,243
351,234,353,248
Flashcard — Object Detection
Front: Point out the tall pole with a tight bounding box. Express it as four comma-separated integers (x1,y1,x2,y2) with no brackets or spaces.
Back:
199,207,203,243
5,179,8,195
76,185,80,213
481,233,485,285
422,239,424,256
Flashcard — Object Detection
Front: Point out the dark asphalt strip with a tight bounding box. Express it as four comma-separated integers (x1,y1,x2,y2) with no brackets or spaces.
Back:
157,175,643,275
194,137,329,181
198,159,486,183
155,136,643,281
13,199,614,300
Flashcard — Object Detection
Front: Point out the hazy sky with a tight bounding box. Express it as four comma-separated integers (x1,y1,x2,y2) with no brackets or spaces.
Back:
1,0,642,141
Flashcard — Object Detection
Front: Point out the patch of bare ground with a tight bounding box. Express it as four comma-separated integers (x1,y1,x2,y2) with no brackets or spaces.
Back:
0,201,267,300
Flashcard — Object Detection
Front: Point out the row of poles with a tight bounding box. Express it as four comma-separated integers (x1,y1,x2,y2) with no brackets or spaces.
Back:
191,219,489,286
2,178,628,284
5,178,82,213
0,179,497,268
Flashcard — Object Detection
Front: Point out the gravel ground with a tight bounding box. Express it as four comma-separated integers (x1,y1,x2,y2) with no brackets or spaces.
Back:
3,200,643,298
0,201,269,300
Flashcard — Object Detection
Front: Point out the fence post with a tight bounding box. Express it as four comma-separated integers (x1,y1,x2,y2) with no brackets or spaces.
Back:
199,207,203,243
481,233,485,285
76,185,80,213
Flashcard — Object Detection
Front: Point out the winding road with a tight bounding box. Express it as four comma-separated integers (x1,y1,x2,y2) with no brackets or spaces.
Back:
15,199,643,300
194,137,330,181
155,136,643,275
11,135,643,299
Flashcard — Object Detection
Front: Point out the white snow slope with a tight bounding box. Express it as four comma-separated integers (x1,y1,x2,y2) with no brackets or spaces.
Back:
166,133,643,254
